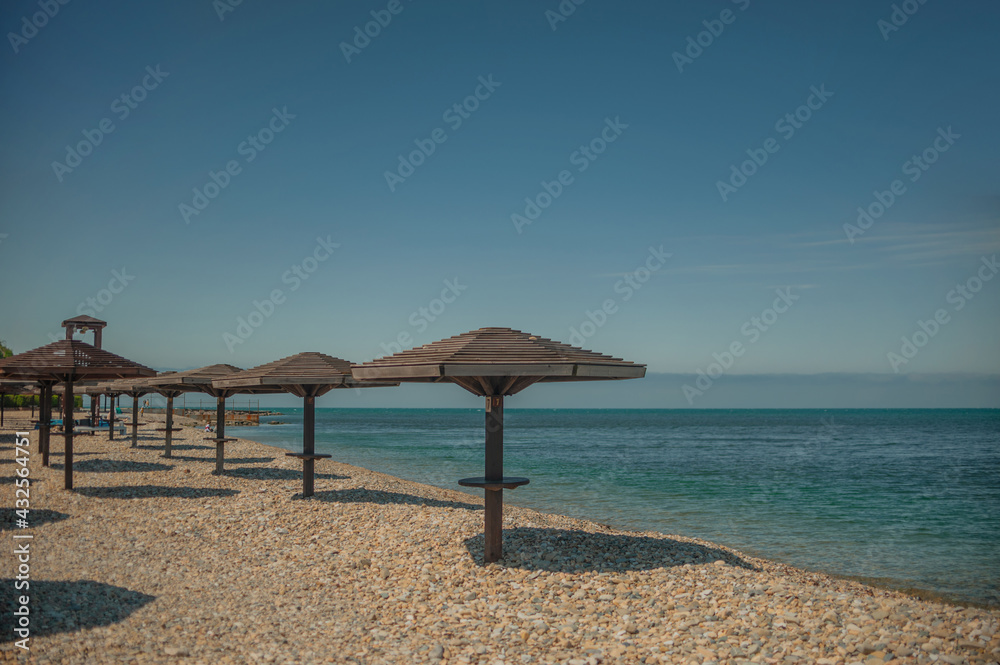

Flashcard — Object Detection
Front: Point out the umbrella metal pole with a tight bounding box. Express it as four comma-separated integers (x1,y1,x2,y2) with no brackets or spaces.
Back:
108,393,116,441
40,384,51,465
484,395,504,563
34,389,41,454
303,395,315,498
64,380,74,490
215,395,226,474
131,396,139,447
164,396,174,458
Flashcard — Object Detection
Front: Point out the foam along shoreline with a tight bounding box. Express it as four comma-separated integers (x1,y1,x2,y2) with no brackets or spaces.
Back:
2,414,998,665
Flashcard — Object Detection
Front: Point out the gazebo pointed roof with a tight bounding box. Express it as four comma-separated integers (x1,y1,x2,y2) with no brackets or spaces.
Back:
0,340,155,380
60,314,107,328
214,352,397,395
352,327,645,396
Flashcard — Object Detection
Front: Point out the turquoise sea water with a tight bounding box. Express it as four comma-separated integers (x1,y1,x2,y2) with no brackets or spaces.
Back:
229,408,1000,606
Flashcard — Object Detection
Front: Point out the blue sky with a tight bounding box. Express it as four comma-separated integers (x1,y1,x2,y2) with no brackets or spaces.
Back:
1,0,998,408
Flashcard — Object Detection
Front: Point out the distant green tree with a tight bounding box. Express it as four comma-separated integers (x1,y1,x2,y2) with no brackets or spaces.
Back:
0,339,12,358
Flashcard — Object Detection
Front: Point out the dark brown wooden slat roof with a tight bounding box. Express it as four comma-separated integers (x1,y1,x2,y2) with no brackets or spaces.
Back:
61,315,107,328
356,328,640,367
352,327,645,394
146,364,243,387
147,364,283,396
82,380,149,394
105,374,170,394
0,340,155,380
213,352,397,391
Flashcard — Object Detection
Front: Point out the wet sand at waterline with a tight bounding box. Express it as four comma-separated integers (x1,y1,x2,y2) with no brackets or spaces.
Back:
2,414,997,665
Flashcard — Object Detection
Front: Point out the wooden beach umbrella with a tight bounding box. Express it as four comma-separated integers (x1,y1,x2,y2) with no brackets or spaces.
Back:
213,352,398,497
105,376,160,448
140,372,190,457
352,327,645,563
0,340,155,489
147,364,281,472
78,382,122,439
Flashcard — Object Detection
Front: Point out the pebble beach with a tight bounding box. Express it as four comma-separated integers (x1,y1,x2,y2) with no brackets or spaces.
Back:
2,414,998,665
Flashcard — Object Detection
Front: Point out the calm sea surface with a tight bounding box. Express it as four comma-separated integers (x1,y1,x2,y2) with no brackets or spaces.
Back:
230,408,999,606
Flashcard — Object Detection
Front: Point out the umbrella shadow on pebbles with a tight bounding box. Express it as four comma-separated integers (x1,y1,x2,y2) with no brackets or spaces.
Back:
0,508,70,530
0,433,23,447
49,459,174,473
313,488,479,510
74,485,240,499
1,475,36,485
128,435,168,443
465,528,757,572
171,455,275,465
223,467,347,482
51,459,173,473
0,579,155,642
135,443,208,451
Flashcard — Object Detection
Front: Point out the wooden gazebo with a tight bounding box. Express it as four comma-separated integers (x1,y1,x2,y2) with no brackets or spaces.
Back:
213,352,397,497
352,327,645,563
147,365,280,472
0,340,155,489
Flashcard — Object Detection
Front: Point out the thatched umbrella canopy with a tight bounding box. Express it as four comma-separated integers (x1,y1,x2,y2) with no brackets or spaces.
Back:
147,364,281,472
214,352,398,497
352,327,645,563
0,340,155,489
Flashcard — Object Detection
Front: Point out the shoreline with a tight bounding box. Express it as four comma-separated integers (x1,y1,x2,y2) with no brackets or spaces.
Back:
3,414,998,664
229,413,997,611
241,433,990,612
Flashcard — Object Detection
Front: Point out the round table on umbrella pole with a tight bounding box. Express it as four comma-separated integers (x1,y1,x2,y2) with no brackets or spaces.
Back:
458,395,529,563
123,392,149,448
154,392,185,458
205,392,238,475
283,394,331,497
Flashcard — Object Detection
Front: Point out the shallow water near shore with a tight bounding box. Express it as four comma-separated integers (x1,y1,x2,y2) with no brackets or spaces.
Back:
230,408,1000,607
